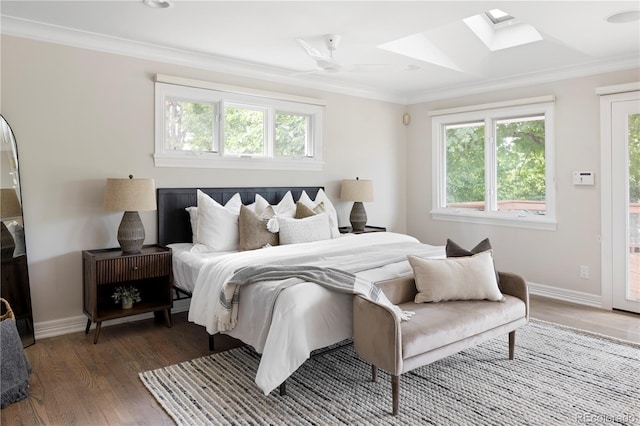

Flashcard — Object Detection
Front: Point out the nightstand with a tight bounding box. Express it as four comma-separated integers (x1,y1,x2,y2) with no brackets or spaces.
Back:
338,225,387,234
82,245,173,344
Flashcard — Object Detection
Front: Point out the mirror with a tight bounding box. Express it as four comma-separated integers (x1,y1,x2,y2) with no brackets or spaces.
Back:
1,115,34,347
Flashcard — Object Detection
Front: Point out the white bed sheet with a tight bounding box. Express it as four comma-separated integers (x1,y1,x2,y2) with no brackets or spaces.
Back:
167,243,235,294
184,232,445,395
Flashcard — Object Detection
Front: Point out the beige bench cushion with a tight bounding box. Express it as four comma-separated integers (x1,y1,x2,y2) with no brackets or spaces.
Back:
400,295,526,359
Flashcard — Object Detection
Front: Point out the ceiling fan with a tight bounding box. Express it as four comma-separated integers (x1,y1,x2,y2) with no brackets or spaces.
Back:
294,34,418,75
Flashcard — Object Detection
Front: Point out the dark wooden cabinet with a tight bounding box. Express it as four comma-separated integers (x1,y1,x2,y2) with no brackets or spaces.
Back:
82,245,172,343
1,255,34,346
338,225,387,234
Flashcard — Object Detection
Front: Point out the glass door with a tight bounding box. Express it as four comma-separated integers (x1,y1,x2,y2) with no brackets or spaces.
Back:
612,97,640,313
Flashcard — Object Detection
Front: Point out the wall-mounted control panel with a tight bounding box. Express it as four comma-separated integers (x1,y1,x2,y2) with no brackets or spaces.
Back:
573,171,594,185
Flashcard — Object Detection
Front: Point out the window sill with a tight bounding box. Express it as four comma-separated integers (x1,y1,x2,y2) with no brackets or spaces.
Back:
154,154,324,171
430,209,557,231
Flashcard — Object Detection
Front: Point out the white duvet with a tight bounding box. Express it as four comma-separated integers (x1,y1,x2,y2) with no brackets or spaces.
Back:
187,232,444,394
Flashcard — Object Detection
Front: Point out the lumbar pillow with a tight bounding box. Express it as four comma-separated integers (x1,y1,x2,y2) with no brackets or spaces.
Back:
298,189,339,238
408,251,504,303
195,190,242,251
446,238,499,283
238,204,278,251
277,213,332,245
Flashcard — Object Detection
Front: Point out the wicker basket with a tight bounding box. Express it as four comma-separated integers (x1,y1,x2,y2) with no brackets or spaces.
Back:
0,298,15,321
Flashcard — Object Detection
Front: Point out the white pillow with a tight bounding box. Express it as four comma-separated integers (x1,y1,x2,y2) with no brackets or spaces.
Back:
187,199,254,243
195,190,242,251
6,221,25,256
277,214,332,245
408,251,504,303
298,189,339,238
186,206,198,243
255,192,296,218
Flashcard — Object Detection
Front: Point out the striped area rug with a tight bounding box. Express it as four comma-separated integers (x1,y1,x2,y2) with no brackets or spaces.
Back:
139,320,640,425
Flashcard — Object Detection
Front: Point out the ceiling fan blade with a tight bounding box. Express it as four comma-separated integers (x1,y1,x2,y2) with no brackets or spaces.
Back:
296,38,330,61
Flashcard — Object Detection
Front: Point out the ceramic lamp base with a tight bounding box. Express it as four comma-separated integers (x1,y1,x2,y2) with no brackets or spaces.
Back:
117,211,145,253
349,201,367,232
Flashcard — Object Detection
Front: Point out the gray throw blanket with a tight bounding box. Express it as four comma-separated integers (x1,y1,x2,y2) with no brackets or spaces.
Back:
227,265,415,322
213,242,444,331
1,319,31,408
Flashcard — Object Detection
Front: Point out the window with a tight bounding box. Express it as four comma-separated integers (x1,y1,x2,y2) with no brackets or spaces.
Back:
154,76,324,170
431,99,555,230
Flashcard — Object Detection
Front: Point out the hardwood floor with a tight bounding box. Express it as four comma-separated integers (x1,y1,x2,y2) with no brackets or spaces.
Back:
2,296,638,425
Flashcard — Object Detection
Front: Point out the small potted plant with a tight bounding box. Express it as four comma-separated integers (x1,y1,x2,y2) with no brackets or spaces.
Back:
111,286,141,309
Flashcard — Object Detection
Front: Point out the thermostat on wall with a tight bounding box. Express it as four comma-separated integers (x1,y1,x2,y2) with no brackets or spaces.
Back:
573,171,594,185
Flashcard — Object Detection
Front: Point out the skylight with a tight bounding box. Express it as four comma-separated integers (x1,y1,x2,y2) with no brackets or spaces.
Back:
485,9,514,25
463,10,542,51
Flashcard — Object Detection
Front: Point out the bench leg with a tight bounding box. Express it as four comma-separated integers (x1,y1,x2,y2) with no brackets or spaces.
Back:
371,365,377,382
392,375,399,416
509,331,515,360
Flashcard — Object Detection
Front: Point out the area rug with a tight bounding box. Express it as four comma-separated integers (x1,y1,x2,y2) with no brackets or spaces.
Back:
140,320,640,425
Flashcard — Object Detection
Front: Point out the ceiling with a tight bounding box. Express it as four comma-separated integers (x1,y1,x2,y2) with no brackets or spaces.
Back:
2,1,639,103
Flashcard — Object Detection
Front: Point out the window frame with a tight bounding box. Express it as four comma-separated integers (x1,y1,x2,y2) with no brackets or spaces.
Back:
154,79,324,170
431,101,556,230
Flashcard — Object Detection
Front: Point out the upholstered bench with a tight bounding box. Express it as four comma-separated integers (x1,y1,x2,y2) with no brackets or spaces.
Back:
353,271,529,415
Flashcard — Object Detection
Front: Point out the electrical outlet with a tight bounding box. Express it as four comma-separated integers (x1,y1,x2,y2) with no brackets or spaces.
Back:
579,265,590,279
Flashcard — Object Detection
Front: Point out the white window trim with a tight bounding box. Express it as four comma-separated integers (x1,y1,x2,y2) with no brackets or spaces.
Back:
431,100,556,231
153,76,324,170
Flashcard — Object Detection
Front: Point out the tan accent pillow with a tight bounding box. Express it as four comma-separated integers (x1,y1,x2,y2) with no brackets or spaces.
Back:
408,251,504,303
294,201,325,219
238,205,278,251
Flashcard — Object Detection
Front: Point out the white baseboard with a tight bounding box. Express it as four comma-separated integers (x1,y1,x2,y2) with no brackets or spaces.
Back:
33,299,191,341
33,284,605,340
527,281,603,308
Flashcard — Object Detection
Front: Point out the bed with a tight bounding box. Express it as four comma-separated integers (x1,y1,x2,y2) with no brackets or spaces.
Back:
157,186,444,395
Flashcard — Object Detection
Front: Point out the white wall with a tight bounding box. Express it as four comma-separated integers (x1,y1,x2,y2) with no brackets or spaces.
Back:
407,69,639,303
0,35,407,327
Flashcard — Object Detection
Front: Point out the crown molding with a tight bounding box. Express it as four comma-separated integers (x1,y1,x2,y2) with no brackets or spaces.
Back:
405,55,640,104
2,15,638,107
0,15,407,104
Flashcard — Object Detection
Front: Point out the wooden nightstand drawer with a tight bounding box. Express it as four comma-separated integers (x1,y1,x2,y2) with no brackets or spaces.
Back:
95,253,171,285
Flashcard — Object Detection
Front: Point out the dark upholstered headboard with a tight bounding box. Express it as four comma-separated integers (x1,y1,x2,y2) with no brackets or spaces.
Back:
157,186,323,246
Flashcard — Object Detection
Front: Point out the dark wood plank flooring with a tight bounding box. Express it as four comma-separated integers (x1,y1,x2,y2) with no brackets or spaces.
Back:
2,296,638,425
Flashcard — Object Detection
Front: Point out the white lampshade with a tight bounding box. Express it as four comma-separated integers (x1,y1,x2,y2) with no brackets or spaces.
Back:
0,188,21,220
104,177,156,212
340,178,374,203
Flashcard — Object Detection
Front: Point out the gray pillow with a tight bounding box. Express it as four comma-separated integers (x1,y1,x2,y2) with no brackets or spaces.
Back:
446,238,492,257
445,238,499,283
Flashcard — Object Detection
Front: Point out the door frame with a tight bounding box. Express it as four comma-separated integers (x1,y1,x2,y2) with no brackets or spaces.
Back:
600,84,640,310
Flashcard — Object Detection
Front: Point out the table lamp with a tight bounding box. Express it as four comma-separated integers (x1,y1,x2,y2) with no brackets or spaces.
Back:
103,175,156,253
340,177,373,232
1,188,22,259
